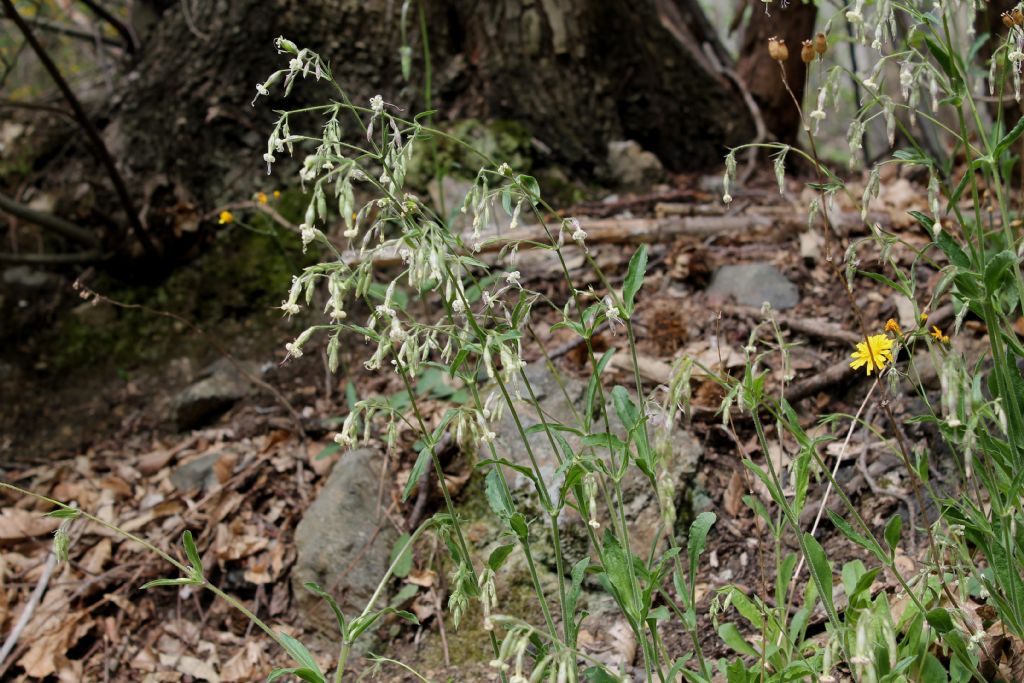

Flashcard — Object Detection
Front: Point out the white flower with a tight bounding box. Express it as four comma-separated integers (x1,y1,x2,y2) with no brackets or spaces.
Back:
1011,50,1024,63
343,228,358,238
863,77,877,90
289,57,303,71
370,95,384,114
846,10,863,23
300,223,316,250
452,299,466,314
256,83,269,96
505,270,521,285
389,319,407,343
280,301,300,316
722,193,733,204
263,152,276,175
285,342,303,358
810,109,826,121
572,227,587,242
497,163,511,175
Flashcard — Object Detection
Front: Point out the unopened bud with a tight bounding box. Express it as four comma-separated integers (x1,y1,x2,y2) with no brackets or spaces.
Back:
801,40,815,64
768,36,789,62
814,32,828,56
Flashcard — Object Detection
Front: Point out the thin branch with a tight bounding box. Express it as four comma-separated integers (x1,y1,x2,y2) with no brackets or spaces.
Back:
76,0,137,53
13,15,123,47
1,0,157,260
0,250,103,264
0,191,101,246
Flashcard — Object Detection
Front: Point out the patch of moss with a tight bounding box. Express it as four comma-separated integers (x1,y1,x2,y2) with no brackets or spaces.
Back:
49,214,313,372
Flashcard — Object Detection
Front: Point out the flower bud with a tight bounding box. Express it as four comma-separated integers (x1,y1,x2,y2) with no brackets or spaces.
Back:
801,40,815,64
768,36,789,62
814,32,827,56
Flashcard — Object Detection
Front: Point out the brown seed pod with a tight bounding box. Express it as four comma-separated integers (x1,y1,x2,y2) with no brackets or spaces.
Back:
1014,8,1024,26
1003,11,1015,29
815,32,827,56
768,36,789,62
801,40,815,64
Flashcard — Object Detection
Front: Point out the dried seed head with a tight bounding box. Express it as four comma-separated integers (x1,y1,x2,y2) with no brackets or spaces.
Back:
768,36,789,62
801,40,815,64
1014,8,1024,26
814,32,827,56
1003,11,1015,29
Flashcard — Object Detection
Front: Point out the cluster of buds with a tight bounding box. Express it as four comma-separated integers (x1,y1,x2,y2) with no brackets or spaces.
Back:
1002,8,1024,28
771,32,828,64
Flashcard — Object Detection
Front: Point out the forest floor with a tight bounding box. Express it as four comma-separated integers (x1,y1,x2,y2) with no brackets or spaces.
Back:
0,168,981,682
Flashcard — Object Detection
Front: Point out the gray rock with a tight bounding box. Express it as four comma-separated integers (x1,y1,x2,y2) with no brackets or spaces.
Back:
2,266,56,289
169,451,224,492
491,362,702,563
707,262,800,310
606,140,666,190
292,449,397,641
171,360,260,430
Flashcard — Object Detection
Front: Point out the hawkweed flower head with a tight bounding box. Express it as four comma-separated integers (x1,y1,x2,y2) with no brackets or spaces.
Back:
850,333,895,375
931,326,950,344
884,318,902,336
218,210,234,225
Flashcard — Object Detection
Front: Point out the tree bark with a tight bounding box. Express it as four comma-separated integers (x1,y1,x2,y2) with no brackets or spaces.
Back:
735,0,818,144
103,1,752,202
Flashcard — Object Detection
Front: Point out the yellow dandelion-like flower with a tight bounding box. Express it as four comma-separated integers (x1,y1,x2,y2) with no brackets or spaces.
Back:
273,190,281,199
931,326,950,344
218,210,234,224
884,318,902,336
919,312,929,322
850,334,895,376
257,191,268,205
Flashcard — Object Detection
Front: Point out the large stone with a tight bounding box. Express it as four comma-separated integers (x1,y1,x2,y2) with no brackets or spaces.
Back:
606,140,666,190
490,362,702,564
291,449,397,640
707,262,800,310
171,359,260,430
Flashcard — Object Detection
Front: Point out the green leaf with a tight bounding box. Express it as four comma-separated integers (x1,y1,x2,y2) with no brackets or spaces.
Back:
883,514,903,555
314,442,340,461
687,512,716,593
485,467,515,519
45,508,80,519
140,577,200,589
488,544,516,571
622,244,648,316
267,668,327,683
389,534,414,578
984,250,1018,295
303,582,347,637
403,445,432,503
515,174,541,202
182,530,203,576
582,666,621,683
277,632,325,680
925,607,954,634
803,533,835,619
995,114,1024,160
718,622,759,658
934,228,970,269
601,530,637,619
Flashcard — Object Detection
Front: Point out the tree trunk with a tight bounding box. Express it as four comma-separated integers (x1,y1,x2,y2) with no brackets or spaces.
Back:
735,0,818,144
106,0,751,196
10,0,756,265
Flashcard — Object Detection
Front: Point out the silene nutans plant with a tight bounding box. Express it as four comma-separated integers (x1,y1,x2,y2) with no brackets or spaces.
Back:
6,0,1024,682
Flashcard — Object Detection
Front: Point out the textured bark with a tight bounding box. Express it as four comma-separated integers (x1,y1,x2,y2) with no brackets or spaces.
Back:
735,0,818,144
103,0,752,206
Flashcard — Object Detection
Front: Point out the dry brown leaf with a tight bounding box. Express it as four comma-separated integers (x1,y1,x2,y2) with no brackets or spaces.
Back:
724,470,745,517
79,537,112,575
221,641,263,682
159,654,220,683
0,507,60,541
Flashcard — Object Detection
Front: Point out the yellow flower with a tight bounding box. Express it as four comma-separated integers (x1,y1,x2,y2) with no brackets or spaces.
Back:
931,326,950,344
218,210,234,224
850,334,895,376
256,192,268,205
884,318,902,336
273,190,281,199
919,312,929,322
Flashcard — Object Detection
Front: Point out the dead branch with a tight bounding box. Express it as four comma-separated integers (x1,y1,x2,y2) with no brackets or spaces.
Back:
0,250,103,264
0,191,100,247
